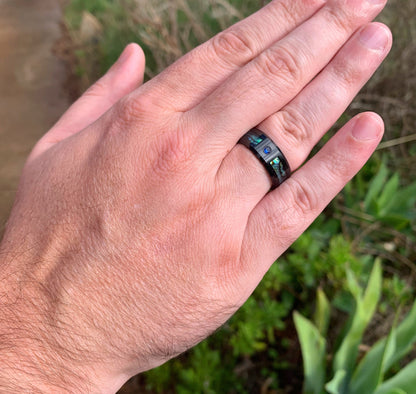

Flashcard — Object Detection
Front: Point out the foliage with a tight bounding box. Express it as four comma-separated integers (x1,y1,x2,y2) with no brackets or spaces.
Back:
338,160,416,286
295,261,416,394
342,161,416,233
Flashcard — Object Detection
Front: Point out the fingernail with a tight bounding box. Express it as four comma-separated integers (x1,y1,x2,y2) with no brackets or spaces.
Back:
351,114,383,141
116,44,132,65
359,24,389,51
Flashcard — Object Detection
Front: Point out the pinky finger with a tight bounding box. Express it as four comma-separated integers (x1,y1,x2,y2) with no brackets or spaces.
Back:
239,113,384,292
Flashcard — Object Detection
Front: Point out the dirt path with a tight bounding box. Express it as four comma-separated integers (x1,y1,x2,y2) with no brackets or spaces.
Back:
0,0,70,232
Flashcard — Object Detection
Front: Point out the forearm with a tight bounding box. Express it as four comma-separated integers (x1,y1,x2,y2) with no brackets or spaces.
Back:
0,250,92,393
0,235,152,394
0,350,80,393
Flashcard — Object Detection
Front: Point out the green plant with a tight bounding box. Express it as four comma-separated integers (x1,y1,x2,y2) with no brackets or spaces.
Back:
295,260,416,394
335,159,416,281
361,163,416,230
341,161,416,232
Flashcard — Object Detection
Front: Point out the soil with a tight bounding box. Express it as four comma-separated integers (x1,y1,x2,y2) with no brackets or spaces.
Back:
0,0,71,234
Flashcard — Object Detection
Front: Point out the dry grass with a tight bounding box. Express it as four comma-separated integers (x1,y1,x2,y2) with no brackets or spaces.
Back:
358,0,416,176
121,0,245,77
66,0,265,85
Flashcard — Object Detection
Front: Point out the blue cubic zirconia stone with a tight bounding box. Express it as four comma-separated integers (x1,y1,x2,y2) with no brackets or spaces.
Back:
263,146,272,154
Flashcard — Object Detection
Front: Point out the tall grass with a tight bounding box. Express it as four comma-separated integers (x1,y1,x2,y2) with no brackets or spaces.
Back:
65,0,264,82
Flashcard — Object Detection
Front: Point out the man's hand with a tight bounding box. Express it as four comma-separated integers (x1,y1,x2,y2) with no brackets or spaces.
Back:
0,0,391,392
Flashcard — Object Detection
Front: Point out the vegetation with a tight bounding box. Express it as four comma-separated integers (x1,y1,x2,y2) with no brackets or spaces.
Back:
63,0,416,392
295,260,416,394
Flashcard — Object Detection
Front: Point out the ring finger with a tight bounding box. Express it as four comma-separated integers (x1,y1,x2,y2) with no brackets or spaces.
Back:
216,22,392,203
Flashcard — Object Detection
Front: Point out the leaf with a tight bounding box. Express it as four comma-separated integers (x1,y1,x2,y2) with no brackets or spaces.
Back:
380,182,416,217
350,299,416,393
378,214,410,230
349,317,397,394
346,269,362,300
314,288,330,337
364,163,388,212
353,300,416,391
374,359,416,394
377,173,400,216
383,302,416,369
325,370,347,394
294,312,326,394
332,261,382,390
362,260,383,316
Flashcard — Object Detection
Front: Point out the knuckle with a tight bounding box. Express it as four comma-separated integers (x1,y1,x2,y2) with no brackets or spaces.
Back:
323,149,351,180
259,198,300,247
112,94,155,130
305,0,327,7
256,45,302,85
274,0,298,26
211,29,257,65
152,128,194,178
325,2,368,34
331,12,354,34
280,107,310,145
288,178,320,217
269,0,323,24
332,57,364,88
83,78,107,99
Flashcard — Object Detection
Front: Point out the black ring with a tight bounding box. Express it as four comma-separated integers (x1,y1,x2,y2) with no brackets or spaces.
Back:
238,128,291,190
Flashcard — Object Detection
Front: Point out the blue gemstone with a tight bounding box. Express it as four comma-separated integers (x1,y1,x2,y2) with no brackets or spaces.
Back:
263,146,272,154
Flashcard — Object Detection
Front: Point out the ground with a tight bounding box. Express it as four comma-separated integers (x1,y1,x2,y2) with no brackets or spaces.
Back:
0,0,70,232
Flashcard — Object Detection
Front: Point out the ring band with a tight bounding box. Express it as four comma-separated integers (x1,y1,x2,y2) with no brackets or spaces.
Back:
238,128,291,190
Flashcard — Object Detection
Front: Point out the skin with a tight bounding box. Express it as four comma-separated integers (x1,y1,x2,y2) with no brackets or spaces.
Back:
0,0,392,392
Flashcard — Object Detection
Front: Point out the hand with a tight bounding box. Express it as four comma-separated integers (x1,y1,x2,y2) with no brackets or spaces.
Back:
0,0,391,392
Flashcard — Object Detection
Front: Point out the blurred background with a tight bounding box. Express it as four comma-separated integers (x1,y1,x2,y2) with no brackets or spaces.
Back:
0,0,415,393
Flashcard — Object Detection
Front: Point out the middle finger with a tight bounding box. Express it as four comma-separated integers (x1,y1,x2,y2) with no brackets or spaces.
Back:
188,0,387,158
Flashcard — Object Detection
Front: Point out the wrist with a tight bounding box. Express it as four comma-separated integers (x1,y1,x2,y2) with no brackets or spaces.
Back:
0,249,119,393
0,230,146,393
0,278,86,392
0,325,127,394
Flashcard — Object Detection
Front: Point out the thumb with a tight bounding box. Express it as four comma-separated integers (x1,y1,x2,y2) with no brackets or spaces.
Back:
31,43,145,158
